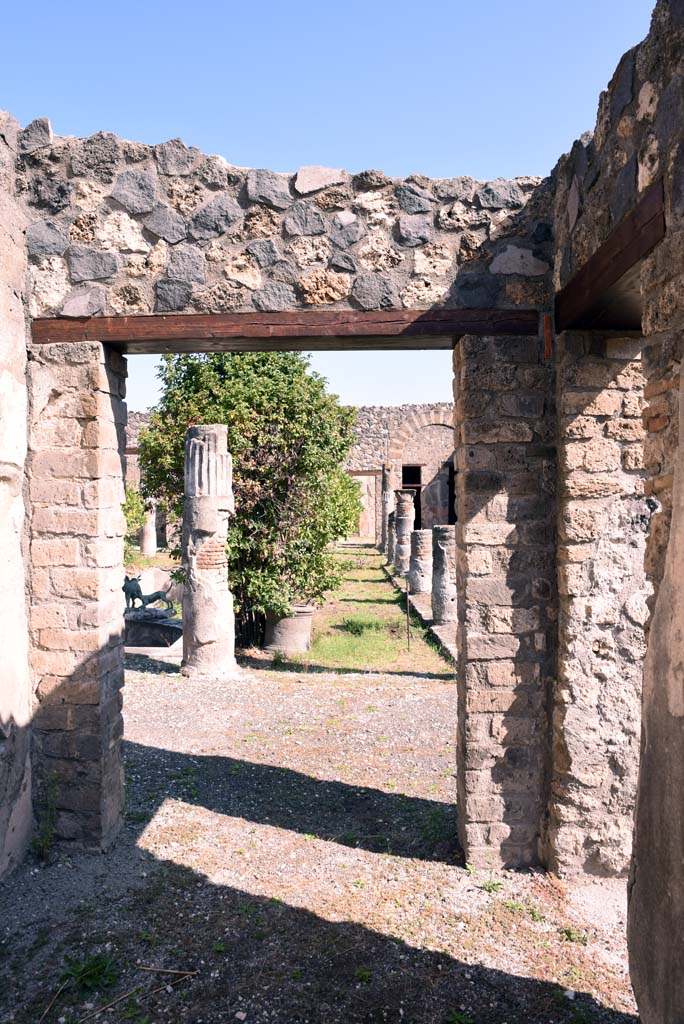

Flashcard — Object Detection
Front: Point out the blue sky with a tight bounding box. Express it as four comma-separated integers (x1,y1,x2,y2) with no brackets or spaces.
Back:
3,0,654,408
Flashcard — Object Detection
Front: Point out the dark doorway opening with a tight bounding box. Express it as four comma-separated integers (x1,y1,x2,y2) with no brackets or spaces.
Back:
402,465,422,530
447,462,456,525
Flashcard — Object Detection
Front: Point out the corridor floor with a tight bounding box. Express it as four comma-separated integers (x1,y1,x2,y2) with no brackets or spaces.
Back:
0,549,636,1023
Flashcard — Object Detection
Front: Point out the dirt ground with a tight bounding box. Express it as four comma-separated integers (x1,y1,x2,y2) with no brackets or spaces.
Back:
0,547,637,1024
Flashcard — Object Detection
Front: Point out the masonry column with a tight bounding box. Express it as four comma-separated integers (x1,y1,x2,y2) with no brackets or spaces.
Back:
380,464,392,554
139,504,157,557
549,331,648,875
28,341,126,850
454,334,556,868
408,530,433,594
393,490,415,574
182,424,238,679
387,511,396,566
432,525,457,624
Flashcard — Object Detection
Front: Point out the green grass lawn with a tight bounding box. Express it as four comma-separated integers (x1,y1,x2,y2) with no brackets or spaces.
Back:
286,542,453,678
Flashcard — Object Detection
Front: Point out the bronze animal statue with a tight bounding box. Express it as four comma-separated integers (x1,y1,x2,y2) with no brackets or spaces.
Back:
123,575,175,614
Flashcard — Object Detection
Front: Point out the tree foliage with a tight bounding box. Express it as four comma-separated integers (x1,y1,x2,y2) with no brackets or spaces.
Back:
122,485,146,563
138,352,361,616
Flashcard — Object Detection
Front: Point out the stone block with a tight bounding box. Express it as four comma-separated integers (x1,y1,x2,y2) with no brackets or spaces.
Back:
31,538,80,567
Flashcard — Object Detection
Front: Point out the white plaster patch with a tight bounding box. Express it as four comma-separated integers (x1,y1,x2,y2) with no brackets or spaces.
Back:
224,252,261,291
73,179,108,213
359,235,404,272
637,81,658,121
413,243,453,278
29,257,70,316
638,135,660,192
400,277,448,308
96,210,150,253
287,235,331,269
490,245,549,276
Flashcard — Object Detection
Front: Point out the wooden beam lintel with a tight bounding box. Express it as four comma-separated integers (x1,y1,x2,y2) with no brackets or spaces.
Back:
31,307,541,352
555,177,665,333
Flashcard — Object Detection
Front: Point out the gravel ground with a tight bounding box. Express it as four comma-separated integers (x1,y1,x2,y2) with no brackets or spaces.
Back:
0,556,637,1024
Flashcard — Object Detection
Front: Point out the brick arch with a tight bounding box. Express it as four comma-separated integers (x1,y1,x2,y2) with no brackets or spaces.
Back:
387,408,454,465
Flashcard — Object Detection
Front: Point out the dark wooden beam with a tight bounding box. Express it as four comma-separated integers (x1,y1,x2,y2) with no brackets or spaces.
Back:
555,177,665,332
31,307,540,353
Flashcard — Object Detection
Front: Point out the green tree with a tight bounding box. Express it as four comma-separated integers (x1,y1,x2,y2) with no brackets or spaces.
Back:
138,352,361,617
122,485,146,563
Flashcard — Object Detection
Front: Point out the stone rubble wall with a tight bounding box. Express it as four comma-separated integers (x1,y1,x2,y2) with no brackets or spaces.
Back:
453,334,556,868
26,342,127,849
0,112,33,877
15,118,553,321
550,332,649,876
346,403,454,470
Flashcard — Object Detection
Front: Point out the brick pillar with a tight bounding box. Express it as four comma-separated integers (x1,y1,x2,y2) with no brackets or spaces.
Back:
27,341,126,850
454,334,556,869
549,331,648,875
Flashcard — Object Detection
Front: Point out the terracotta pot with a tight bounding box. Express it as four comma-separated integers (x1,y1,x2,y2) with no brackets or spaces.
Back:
264,604,315,654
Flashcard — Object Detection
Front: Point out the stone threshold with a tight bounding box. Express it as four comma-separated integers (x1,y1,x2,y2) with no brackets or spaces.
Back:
382,565,457,664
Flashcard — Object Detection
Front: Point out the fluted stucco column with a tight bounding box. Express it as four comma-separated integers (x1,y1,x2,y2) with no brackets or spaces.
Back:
380,464,392,554
387,511,396,566
139,505,157,557
394,490,415,575
181,425,237,679
408,530,433,594
432,524,457,624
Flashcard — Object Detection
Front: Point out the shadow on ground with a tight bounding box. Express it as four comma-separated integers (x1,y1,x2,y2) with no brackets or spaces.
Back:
2,844,638,1024
125,740,459,863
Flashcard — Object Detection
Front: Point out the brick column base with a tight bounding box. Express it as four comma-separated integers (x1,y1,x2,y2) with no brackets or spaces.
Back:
454,334,556,869
28,341,126,850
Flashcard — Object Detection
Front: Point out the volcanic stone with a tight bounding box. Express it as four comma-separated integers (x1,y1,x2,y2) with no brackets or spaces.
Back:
330,211,365,248
397,214,433,247
155,138,198,176
396,183,433,214
71,132,122,183
330,251,357,273
143,205,187,244
189,194,242,240
110,170,157,215
246,169,293,209
67,246,119,283
353,169,390,191
351,273,399,310
283,202,326,236
18,118,53,153
246,239,280,267
27,220,70,258
476,179,525,210
61,285,106,318
295,166,349,194
253,283,297,311
167,246,206,284
156,279,192,312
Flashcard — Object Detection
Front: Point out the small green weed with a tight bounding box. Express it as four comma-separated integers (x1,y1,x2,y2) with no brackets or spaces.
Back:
479,879,504,895
32,771,59,861
341,615,383,636
502,899,525,913
272,650,286,667
61,953,118,991
528,905,544,922
559,927,589,945
445,1011,475,1024
355,966,372,983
